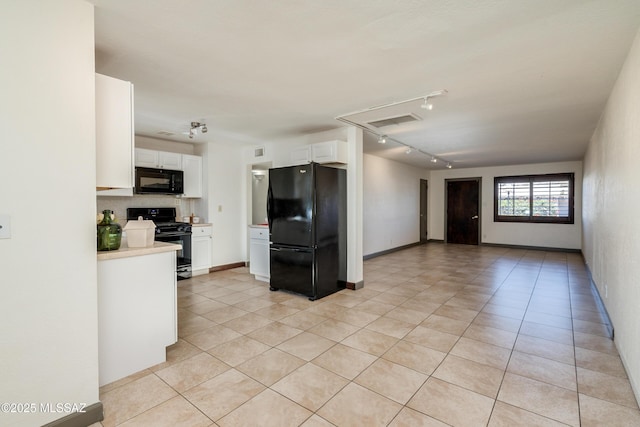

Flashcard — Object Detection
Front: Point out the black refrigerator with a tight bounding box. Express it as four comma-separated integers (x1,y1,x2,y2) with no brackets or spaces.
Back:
267,163,346,301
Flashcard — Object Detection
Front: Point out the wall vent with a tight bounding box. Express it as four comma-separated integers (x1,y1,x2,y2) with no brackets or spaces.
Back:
367,113,421,129
254,147,265,157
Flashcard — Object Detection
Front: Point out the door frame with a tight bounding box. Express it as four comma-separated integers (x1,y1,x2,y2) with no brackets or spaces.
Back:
420,179,428,243
444,177,482,245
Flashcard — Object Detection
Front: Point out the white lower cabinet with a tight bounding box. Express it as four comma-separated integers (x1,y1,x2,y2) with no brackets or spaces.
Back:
97,250,177,386
192,225,212,275
249,226,270,282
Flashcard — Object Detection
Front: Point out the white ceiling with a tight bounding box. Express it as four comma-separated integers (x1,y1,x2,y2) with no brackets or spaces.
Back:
91,0,640,169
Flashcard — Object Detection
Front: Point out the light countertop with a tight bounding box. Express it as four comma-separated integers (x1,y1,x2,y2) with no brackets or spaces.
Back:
191,223,212,227
248,224,269,228
97,240,181,261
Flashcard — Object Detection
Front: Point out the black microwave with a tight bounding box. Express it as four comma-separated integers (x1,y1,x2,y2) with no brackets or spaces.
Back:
135,167,184,195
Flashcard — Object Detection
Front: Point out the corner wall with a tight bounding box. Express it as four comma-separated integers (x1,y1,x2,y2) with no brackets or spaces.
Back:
202,142,247,266
582,28,640,400
0,1,99,425
363,154,429,256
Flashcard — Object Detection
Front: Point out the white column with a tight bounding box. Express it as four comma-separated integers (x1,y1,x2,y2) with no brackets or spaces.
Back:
347,126,364,288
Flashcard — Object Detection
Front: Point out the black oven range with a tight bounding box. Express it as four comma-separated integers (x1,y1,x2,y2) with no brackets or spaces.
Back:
126,207,192,280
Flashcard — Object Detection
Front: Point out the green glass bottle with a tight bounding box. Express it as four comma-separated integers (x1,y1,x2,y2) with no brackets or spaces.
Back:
97,210,122,251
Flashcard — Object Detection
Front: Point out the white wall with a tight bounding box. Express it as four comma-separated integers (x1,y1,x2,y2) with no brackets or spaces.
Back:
429,161,583,249
202,142,247,266
0,1,99,426
583,29,640,401
363,154,429,256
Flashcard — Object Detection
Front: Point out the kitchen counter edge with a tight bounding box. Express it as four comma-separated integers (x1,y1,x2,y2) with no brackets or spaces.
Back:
97,241,181,261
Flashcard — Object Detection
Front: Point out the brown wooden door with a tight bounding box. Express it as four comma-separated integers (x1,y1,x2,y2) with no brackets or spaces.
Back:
447,179,480,245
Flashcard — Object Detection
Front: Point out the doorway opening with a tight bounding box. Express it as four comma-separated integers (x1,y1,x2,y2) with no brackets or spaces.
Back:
420,179,428,243
250,162,271,225
445,178,481,245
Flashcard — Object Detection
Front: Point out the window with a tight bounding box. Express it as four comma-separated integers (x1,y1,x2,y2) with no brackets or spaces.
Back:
494,173,574,224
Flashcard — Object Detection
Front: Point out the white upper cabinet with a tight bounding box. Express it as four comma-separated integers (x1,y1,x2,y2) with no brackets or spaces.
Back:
311,140,347,164
159,151,182,170
290,146,311,165
135,148,182,170
134,148,157,168
181,154,202,198
290,140,348,166
96,73,134,191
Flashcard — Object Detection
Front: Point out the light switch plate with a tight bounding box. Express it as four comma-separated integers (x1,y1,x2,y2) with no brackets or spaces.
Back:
0,214,11,239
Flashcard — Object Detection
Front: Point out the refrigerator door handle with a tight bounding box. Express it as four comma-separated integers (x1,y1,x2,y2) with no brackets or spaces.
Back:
266,185,272,234
270,246,311,253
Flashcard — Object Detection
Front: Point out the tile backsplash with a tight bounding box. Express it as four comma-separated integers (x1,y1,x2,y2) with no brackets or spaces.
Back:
97,195,192,224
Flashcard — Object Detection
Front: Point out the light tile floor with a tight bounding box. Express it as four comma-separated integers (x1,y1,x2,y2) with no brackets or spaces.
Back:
93,244,640,426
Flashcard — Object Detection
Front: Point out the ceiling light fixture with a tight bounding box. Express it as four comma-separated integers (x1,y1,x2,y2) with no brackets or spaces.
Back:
431,156,437,163
446,162,452,169
421,97,434,110
188,121,207,139
378,135,387,144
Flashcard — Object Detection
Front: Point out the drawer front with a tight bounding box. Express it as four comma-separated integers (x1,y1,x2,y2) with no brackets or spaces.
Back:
250,227,269,240
192,226,212,237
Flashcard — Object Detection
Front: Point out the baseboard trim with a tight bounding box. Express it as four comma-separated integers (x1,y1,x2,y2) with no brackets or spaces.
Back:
345,280,364,290
581,255,614,339
42,402,103,427
480,242,582,253
363,242,424,261
209,262,246,272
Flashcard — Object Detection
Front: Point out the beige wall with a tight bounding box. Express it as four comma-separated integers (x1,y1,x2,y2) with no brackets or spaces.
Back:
0,1,99,425
363,154,429,256
429,161,583,249
583,29,640,400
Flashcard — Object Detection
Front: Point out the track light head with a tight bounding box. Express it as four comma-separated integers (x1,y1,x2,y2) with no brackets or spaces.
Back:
431,157,437,163
378,135,387,144
405,148,412,154
421,97,433,110
446,162,452,169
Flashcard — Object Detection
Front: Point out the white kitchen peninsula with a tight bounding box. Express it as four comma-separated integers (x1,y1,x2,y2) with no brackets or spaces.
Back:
97,241,180,386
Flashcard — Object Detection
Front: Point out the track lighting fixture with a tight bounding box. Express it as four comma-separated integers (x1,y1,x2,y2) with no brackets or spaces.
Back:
188,121,207,139
420,97,434,110
334,89,453,167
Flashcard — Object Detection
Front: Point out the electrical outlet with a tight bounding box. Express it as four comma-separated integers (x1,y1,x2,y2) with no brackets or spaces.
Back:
174,198,181,206
605,284,608,298
218,205,222,212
